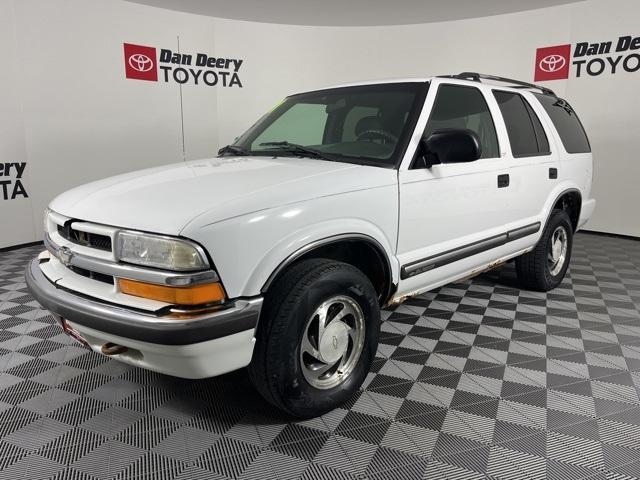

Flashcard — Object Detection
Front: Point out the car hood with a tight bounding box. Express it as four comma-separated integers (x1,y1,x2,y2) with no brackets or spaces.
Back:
50,156,395,235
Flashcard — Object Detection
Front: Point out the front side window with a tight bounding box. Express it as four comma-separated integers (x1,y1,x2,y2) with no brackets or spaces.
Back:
424,84,500,159
233,83,427,167
493,91,550,157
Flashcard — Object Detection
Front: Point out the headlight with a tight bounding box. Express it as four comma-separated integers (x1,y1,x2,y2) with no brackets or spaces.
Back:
116,231,209,271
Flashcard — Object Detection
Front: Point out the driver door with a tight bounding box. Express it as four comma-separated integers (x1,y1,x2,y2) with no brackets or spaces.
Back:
396,81,519,297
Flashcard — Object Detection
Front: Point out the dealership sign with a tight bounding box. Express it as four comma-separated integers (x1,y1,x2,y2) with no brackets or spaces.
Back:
123,43,243,88
535,35,640,81
0,162,28,200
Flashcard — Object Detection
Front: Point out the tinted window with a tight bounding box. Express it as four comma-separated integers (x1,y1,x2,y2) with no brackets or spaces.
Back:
342,106,379,142
253,103,328,147
425,84,499,159
533,93,591,153
233,83,426,167
493,91,550,157
523,99,550,154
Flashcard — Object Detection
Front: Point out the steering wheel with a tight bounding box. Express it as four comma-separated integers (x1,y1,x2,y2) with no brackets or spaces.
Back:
356,129,398,144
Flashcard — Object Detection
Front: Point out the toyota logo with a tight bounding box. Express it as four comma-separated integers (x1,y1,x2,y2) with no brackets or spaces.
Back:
128,53,154,72
539,54,566,73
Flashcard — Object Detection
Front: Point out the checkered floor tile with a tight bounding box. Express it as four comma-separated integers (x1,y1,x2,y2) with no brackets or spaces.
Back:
1,232,640,479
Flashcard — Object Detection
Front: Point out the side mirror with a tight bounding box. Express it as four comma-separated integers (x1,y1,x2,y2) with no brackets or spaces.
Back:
418,129,482,167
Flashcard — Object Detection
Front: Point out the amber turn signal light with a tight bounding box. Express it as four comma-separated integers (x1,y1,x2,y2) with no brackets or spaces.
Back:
118,278,225,306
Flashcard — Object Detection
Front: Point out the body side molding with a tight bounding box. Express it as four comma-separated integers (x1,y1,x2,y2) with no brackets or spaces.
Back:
401,222,541,280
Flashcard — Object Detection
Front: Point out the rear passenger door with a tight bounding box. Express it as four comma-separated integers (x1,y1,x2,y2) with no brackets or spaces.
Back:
491,90,558,227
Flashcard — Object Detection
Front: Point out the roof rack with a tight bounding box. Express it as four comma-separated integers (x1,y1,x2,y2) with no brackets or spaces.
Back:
438,72,556,96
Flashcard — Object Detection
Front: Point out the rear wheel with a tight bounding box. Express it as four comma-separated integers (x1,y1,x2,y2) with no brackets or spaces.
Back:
516,209,573,291
248,258,380,418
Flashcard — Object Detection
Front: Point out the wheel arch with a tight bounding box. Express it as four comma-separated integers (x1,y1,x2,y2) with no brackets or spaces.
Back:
548,188,582,232
261,233,396,305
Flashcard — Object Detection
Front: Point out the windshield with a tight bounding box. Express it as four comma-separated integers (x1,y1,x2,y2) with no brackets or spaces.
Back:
231,82,427,168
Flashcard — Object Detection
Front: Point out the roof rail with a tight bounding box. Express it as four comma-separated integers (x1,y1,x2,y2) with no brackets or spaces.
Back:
438,72,556,96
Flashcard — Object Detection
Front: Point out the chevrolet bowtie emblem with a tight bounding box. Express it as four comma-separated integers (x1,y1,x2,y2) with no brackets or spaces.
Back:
58,246,74,267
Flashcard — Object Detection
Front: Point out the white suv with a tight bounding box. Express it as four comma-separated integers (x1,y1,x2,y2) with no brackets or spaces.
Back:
26,73,595,417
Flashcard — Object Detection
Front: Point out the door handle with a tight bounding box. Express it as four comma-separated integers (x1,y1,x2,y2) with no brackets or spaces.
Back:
497,174,510,188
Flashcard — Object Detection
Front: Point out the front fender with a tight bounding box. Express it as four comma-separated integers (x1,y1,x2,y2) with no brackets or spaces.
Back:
249,220,398,296
182,186,399,298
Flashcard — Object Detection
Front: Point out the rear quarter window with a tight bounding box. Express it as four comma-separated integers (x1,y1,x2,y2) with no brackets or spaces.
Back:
532,93,591,154
493,90,550,158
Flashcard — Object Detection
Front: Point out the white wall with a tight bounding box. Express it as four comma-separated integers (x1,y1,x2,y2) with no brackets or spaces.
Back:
212,8,575,145
0,0,34,247
0,0,219,248
1,0,638,248
567,2,640,237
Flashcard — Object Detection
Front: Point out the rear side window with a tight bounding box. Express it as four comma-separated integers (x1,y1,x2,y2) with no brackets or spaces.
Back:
533,93,591,153
524,100,550,154
425,84,499,159
493,91,550,157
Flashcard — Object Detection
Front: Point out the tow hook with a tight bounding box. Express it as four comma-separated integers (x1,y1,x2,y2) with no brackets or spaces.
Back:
101,342,128,356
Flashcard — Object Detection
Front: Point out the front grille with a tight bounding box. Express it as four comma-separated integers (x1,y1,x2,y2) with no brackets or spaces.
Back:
68,265,114,285
57,223,112,251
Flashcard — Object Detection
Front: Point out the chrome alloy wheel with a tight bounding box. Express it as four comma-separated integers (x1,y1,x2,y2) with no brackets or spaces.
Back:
547,226,568,276
299,295,366,390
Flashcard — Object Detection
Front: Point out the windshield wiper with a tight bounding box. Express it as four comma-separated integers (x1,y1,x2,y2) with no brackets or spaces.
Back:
218,144,249,157
259,141,337,162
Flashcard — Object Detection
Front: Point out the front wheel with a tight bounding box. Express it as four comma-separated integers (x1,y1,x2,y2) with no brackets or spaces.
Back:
248,258,380,418
516,209,573,291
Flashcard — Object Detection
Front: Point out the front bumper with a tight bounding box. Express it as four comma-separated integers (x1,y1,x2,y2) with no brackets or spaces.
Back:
25,257,262,378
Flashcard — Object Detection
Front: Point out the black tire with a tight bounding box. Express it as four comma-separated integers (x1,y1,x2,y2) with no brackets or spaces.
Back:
248,258,380,418
516,209,573,291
